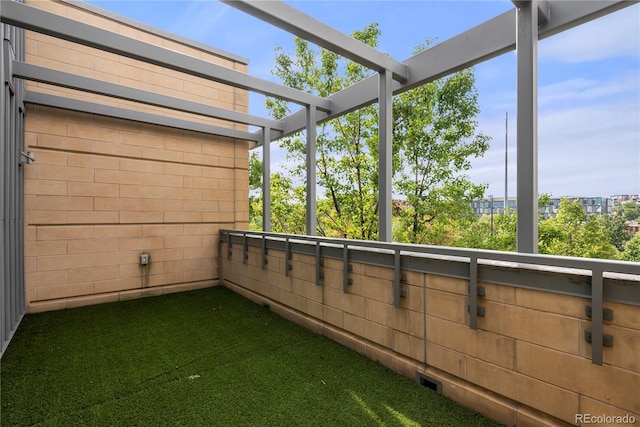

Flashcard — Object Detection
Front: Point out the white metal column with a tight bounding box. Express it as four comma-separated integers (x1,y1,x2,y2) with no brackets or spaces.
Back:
306,106,317,236
378,70,393,242
515,0,539,253
262,126,271,232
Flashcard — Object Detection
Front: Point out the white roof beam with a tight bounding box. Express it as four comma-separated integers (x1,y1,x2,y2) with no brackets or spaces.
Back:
274,0,634,141
13,61,283,132
221,0,409,83
0,1,331,112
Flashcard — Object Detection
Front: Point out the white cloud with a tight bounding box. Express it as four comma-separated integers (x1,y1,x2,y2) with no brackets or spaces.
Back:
168,2,229,42
538,71,639,108
469,63,640,198
539,4,640,63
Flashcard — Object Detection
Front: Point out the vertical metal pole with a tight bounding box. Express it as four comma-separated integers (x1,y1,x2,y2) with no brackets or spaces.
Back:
591,268,604,365
342,244,350,293
17,21,25,316
393,249,401,308
0,24,7,351
469,257,478,330
306,106,316,236
515,0,538,253
262,126,271,232
315,241,321,286
261,235,267,270
504,111,508,214
378,70,393,242
242,232,248,264
285,237,291,277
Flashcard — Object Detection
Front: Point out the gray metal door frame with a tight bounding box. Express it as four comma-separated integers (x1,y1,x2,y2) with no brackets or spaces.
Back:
1,0,25,358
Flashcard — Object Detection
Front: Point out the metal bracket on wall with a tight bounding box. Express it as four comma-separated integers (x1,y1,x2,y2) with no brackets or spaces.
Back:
343,244,352,293
315,241,323,286
285,237,291,277
468,284,486,297
393,249,402,308
585,305,613,321
590,268,605,365
468,304,486,317
261,237,268,270
242,232,248,264
585,330,613,348
468,257,482,330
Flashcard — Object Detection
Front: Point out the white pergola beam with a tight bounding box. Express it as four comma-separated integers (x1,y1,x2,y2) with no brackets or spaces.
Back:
271,0,632,142
221,0,409,83
13,61,282,132
0,1,332,112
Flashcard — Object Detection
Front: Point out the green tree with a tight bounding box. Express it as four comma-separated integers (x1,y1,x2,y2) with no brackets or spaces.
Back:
600,214,631,251
621,233,640,262
393,44,489,243
250,172,307,234
538,199,618,259
249,152,262,230
454,212,516,252
267,26,489,241
267,25,380,239
616,201,640,221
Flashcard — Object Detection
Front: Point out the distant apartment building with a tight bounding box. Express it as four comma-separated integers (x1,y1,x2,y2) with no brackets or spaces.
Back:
471,197,517,216
611,194,640,207
472,196,613,218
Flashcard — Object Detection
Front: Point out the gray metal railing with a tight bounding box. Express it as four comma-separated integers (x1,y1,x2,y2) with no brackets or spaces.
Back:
221,230,640,366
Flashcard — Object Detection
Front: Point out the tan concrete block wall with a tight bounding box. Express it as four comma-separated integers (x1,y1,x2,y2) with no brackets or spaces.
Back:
24,0,250,311
221,242,640,426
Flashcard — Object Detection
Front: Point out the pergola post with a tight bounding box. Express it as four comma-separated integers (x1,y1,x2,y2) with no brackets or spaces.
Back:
378,70,393,242
262,126,271,232
306,105,317,236
514,0,539,253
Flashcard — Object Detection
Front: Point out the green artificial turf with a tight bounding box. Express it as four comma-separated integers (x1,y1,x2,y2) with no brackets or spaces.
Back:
1,286,503,426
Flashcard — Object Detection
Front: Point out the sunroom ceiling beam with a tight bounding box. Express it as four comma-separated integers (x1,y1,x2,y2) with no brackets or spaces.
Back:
272,0,631,142
221,0,409,83
0,1,331,113
13,61,283,132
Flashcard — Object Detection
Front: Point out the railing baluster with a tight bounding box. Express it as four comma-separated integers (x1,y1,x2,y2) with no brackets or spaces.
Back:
315,241,322,286
591,267,604,365
242,232,248,264
393,249,401,308
285,237,291,277
261,236,267,270
343,244,350,293
469,256,478,330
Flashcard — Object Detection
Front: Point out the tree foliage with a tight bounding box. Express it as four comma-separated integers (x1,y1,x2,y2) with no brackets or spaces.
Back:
267,24,381,239
393,42,489,243
616,201,640,222
622,233,640,262
250,173,306,234
263,25,488,241
537,199,618,259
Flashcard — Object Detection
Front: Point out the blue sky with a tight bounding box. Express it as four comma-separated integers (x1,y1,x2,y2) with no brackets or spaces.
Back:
89,0,639,199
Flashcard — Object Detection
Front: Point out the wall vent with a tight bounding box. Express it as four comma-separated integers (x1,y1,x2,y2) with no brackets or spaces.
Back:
416,372,442,394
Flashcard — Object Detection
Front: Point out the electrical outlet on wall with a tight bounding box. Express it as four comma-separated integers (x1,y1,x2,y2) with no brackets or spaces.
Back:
140,253,150,265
